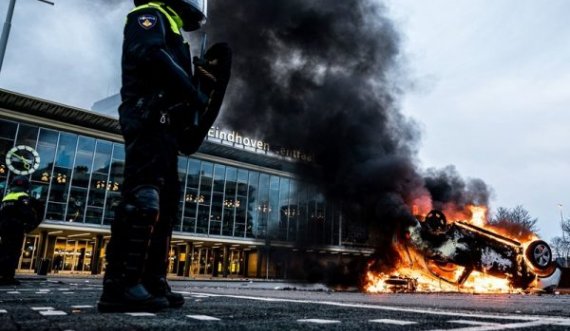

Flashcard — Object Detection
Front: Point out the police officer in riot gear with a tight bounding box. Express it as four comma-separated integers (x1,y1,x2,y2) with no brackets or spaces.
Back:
98,0,210,312
0,176,41,286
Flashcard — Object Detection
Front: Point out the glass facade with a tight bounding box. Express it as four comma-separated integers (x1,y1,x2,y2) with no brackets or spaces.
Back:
0,118,341,246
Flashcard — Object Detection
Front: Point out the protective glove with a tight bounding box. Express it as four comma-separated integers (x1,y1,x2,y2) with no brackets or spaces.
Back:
193,56,218,90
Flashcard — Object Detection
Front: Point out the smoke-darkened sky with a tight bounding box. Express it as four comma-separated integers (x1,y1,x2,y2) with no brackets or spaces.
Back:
206,0,429,242
0,0,568,241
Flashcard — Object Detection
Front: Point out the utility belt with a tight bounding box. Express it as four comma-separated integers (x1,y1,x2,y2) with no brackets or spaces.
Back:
126,91,200,129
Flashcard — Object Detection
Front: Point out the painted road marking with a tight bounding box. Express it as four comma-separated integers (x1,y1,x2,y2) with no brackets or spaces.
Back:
6,291,19,294
298,319,341,324
31,307,54,311
428,320,558,331
125,312,155,317
370,318,417,325
0,309,7,313
39,310,67,316
187,315,221,321
193,292,570,327
448,320,501,326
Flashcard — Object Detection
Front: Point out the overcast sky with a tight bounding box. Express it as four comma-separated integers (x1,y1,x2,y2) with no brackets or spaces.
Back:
0,0,568,240
386,0,570,241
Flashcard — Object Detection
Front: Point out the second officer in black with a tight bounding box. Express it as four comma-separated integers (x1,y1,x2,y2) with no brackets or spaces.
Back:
98,0,209,313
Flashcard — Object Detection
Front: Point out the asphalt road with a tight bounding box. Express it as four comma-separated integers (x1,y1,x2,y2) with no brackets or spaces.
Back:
1,277,569,330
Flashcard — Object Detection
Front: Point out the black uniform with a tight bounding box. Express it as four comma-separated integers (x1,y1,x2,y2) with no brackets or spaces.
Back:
99,3,206,312
120,4,205,192
0,189,41,285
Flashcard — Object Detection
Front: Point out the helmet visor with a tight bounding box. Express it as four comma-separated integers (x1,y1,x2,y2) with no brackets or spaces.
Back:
184,0,207,21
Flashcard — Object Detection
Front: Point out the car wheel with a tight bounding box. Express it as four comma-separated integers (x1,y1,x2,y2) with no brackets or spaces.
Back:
424,210,448,235
525,240,552,272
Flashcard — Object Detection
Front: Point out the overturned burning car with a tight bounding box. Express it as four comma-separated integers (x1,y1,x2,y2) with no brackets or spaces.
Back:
401,210,561,291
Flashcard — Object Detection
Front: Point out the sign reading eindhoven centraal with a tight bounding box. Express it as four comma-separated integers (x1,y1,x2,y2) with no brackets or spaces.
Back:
206,126,314,163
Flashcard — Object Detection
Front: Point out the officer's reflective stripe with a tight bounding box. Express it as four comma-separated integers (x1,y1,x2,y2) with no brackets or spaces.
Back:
2,192,28,202
130,2,182,35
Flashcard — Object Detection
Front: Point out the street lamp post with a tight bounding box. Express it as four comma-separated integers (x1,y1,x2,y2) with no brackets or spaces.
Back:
559,204,565,240
0,0,54,76
559,203,569,267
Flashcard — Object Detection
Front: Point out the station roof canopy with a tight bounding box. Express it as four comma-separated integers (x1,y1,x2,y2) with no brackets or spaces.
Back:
0,88,300,173
0,88,121,134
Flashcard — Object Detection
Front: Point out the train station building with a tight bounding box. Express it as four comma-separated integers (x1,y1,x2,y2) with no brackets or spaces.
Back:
0,89,372,279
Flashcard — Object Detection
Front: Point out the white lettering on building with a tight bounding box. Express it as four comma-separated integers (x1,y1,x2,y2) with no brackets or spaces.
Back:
207,126,314,163
208,127,269,151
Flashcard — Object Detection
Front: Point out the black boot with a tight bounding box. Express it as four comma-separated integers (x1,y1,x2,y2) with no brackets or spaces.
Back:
98,187,168,313
98,278,169,313
144,203,184,308
144,276,185,308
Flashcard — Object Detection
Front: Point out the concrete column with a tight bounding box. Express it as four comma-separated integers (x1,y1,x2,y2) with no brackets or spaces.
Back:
243,251,250,277
183,242,192,278
90,234,103,275
212,248,219,277
256,248,262,278
222,245,229,278
34,230,48,272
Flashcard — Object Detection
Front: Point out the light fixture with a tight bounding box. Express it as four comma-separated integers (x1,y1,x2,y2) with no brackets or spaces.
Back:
67,232,91,238
55,173,67,184
41,172,49,182
257,202,272,213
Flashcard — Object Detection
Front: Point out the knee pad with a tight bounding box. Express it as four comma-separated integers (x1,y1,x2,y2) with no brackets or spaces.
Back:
123,186,160,225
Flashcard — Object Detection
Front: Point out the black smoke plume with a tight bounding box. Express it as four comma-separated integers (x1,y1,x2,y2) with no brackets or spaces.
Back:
207,0,422,223
424,165,492,219
204,0,491,282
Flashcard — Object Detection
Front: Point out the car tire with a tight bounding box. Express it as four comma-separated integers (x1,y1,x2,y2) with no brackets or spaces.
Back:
424,210,448,235
525,240,555,276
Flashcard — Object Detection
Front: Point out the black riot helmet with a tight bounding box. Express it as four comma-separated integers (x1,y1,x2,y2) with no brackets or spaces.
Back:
134,0,207,31
9,176,31,193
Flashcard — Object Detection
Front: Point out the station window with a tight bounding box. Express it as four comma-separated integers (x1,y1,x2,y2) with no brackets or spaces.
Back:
222,167,237,237
209,164,225,235
31,128,58,201
234,169,249,238
104,143,125,225
1,120,344,248
0,119,17,195
196,162,213,234
15,124,39,148
246,171,260,239
277,177,290,241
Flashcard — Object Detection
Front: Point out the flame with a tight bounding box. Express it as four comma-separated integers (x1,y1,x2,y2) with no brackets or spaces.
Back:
365,204,539,294
469,206,486,227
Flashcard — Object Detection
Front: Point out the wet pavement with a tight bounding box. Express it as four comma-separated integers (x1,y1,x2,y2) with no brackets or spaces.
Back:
1,276,570,330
